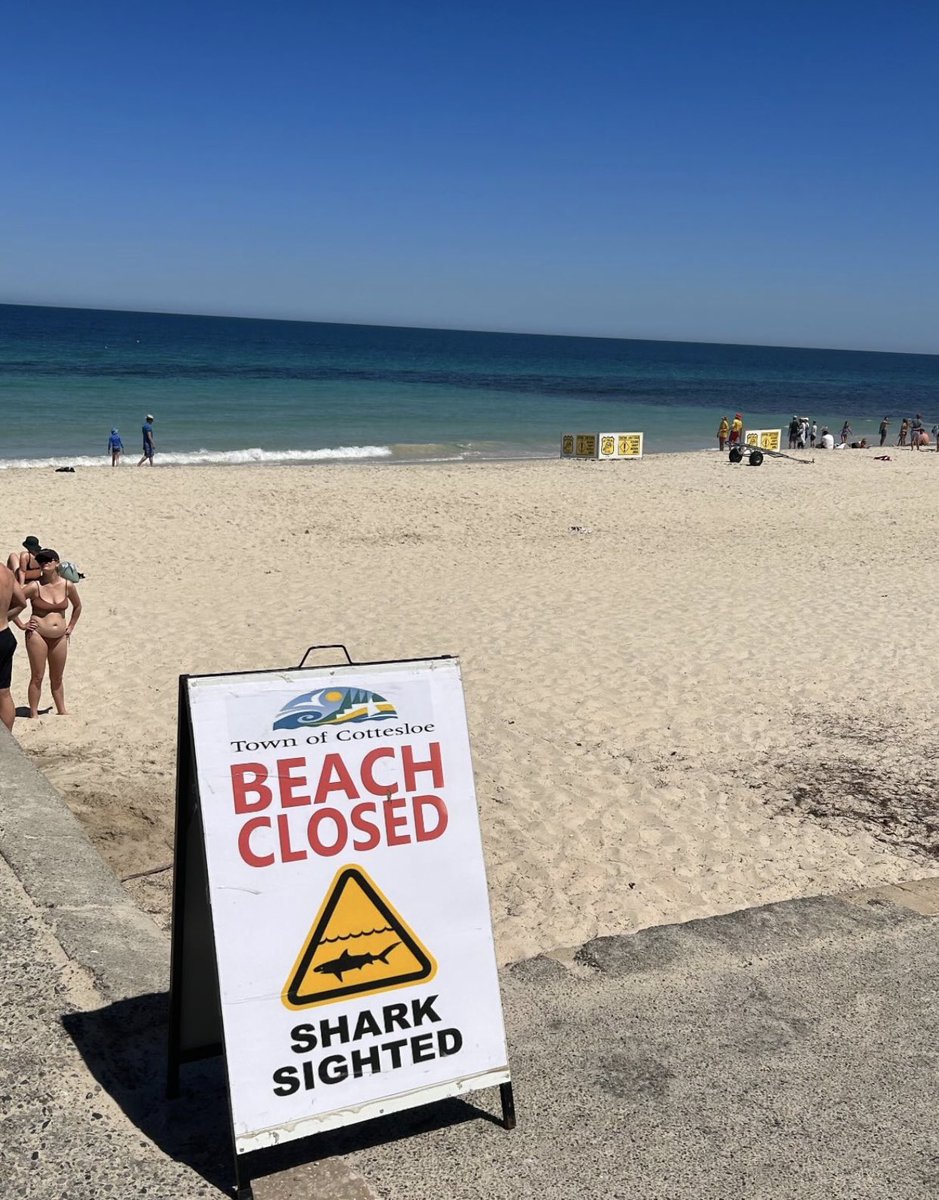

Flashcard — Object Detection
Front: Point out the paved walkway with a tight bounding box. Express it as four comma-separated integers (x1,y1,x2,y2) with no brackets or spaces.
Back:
1,725,937,1199
340,884,939,1200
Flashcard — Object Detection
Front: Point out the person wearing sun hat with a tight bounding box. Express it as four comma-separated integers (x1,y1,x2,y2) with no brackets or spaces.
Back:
107,426,125,467
137,413,156,467
6,535,44,585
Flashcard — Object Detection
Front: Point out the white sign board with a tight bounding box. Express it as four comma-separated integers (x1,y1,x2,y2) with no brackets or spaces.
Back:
185,658,509,1154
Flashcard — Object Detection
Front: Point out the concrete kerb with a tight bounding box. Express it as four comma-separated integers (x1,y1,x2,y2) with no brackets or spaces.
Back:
0,724,377,1200
0,724,167,1002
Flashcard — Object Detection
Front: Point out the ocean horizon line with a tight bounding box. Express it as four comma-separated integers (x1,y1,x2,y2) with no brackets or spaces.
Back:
2,300,935,360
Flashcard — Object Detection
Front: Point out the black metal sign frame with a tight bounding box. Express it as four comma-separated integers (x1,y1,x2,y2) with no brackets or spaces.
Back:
166,646,514,1199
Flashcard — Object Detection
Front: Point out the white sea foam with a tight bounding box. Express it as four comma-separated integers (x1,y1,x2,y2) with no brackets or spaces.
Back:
0,445,394,470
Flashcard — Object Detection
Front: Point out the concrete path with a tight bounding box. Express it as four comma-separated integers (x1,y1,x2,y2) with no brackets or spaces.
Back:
1,725,937,1199
339,885,939,1200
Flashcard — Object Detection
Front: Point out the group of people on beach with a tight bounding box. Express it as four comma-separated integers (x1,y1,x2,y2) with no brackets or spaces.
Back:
718,412,938,453
0,413,156,729
107,413,156,466
716,414,744,450
0,537,82,731
787,416,817,449
886,415,938,449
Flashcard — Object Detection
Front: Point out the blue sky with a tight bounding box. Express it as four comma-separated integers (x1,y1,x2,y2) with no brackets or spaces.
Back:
3,0,937,351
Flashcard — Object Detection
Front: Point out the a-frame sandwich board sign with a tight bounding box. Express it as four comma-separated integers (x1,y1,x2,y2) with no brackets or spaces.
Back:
168,650,514,1199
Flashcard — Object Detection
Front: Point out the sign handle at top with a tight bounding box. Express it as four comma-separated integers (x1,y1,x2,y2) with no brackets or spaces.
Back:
296,644,355,669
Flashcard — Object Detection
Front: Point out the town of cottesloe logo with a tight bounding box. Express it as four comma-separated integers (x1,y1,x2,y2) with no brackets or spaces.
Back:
273,687,398,730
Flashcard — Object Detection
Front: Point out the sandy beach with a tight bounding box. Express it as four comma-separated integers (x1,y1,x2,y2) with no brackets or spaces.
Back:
2,449,936,964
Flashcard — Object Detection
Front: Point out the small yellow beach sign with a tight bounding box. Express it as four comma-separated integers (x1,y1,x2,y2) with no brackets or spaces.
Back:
561,431,644,459
744,428,781,451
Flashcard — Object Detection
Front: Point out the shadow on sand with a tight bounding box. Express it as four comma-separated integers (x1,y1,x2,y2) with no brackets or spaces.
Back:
63,993,500,1196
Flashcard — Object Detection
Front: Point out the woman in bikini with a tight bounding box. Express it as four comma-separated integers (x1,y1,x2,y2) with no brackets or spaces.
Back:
6,535,44,585
13,549,82,717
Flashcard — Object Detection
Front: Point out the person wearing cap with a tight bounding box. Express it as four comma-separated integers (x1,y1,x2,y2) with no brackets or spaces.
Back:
107,427,124,467
138,414,155,467
729,413,743,446
6,536,44,585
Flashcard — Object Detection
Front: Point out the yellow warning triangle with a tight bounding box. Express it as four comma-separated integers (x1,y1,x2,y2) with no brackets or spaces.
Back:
283,865,436,1010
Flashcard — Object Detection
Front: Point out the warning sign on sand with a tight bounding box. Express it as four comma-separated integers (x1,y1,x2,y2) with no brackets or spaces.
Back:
169,655,511,1168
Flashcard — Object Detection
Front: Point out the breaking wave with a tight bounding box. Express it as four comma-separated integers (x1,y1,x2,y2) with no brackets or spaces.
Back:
0,445,395,469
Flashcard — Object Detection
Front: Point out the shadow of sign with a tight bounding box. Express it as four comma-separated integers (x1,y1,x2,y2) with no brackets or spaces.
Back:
61,993,501,1195
62,993,232,1193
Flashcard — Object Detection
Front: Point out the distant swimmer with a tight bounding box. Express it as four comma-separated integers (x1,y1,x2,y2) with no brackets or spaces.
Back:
137,414,155,467
314,942,400,981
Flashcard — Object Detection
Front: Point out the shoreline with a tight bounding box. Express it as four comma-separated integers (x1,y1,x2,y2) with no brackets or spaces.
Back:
0,441,911,472
3,452,936,964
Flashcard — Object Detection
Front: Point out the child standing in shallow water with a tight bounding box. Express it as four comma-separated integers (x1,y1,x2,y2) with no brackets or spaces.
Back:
107,428,124,466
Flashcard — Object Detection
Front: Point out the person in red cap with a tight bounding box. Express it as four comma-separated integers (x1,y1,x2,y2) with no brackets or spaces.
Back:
729,413,743,446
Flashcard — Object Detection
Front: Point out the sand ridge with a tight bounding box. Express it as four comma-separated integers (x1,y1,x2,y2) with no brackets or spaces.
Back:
3,449,936,963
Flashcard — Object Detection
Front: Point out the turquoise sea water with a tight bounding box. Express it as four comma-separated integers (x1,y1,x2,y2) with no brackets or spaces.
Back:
1,304,937,467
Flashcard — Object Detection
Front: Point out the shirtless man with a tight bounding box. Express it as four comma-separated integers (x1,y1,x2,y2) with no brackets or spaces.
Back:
0,564,27,731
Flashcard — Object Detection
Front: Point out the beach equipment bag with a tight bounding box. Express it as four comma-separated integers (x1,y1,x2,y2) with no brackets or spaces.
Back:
58,561,85,583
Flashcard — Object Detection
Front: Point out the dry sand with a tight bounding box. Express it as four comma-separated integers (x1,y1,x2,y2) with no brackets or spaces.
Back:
2,449,936,963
